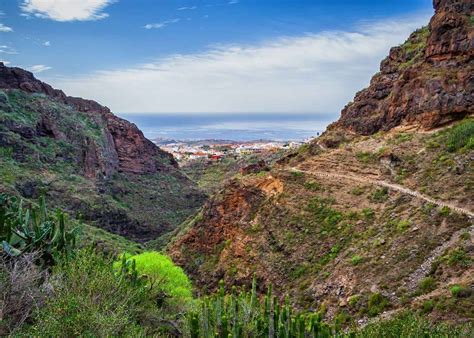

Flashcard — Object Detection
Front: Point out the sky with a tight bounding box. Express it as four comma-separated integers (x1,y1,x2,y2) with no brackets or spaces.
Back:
0,0,434,115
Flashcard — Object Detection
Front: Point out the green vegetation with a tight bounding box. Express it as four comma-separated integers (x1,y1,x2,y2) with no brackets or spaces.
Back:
0,193,78,266
418,277,436,294
445,248,471,267
445,119,474,152
397,26,429,70
350,255,363,266
367,293,389,317
355,151,376,164
116,251,193,307
370,187,389,202
1,194,471,336
188,280,335,337
357,312,472,337
28,250,146,336
439,206,451,217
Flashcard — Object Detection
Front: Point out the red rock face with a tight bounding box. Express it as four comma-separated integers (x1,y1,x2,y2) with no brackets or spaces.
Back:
330,0,473,136
0,62,177,177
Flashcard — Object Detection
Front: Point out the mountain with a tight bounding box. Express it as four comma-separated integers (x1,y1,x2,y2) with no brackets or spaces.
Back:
168,0,473,323
0,63,206,244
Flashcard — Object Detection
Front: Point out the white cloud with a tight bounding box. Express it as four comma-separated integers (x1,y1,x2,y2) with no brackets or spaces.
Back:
43,41,51,46
50,14,430,114
144,19,180,29
28,64,52,73
20,0,116,22
0,45,18,55
177,6,197,11
0,23,13,32
228,0,239,4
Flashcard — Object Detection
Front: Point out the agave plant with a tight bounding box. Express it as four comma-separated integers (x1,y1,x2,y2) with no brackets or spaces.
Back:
0,193,79,266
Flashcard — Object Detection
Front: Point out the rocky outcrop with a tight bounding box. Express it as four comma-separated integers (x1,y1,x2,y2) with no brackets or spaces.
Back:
0,62,177,177
0,63,206,242
329,0,473,136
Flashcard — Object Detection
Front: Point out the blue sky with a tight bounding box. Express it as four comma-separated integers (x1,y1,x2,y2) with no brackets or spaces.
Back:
0,0,433,114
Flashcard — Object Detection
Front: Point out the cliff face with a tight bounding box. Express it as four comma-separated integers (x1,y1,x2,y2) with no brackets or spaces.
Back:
169,0,474,323
0,64,206,242
329,0,473,136
0,63,177,178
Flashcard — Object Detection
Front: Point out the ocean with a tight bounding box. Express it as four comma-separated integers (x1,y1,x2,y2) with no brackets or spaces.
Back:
118,113,335,142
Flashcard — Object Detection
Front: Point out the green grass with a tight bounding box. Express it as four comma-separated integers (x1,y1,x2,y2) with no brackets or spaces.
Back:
446,119,474,152
418,277,436,294
357,312,472,337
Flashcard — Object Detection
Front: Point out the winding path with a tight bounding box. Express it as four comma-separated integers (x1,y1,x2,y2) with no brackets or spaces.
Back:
286,168,474,218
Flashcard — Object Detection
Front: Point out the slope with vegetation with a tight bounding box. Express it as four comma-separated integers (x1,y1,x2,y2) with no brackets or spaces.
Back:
169,0,474,327
0,63,206,243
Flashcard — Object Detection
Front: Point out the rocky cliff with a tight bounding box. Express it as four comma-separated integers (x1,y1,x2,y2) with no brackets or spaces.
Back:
0,64,206,242
328,0,473,136
169,0,474,323
0,62,177,178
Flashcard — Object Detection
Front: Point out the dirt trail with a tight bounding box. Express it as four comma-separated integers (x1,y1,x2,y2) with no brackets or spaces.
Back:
404,224,474,293
282,166,473,326
285,166,473,301
286,168,474,218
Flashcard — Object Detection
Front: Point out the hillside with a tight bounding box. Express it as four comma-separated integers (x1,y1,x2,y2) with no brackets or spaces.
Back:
169,0,473,323
0,63,206,244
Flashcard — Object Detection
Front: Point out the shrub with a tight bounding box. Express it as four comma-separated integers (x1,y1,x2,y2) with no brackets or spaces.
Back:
0,253,46,335
371,187,389,202
362,208,375,220
450,284,472,298
304,180,322,191
439,206,451,217
350,255,363,266
446,119,474,152
396,219,411,232
421,300,434,314
367,293,389,317
356,152,375,164
446,248,471,267
357,312,472,337
348,295,361,307
418,277,436,294
116,251,193,309
28,249,145,336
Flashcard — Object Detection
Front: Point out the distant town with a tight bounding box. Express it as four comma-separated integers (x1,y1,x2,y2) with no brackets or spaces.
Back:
153,138,316,163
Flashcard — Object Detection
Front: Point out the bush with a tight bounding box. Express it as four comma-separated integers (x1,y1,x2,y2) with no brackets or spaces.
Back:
28,250,145,336
350,255,363,266
0,253,46,335
116,251,193,309
371,187,389,202
439,206,451,217
446,248,471,267
357,312,472,337
450,284,472,298
396,219,411,232
421,300,434,314
446,119,474,152
367,293,389,317
418,277,436,294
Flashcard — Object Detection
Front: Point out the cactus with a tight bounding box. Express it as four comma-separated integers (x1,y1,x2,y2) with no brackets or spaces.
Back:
0,193,79,266
186,276,338,337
